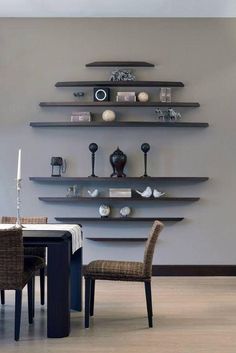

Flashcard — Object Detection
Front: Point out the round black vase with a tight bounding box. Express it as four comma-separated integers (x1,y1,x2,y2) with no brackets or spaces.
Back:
110,147,127,177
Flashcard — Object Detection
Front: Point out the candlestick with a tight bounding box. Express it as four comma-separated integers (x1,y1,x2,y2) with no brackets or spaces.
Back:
141,143,150,177
89,143,98,177
17,149,21,181
16,149,22,228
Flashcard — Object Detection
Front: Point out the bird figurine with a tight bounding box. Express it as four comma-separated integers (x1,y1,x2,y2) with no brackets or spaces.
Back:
153,189,166,198
135,186,152,198
88,189,99,198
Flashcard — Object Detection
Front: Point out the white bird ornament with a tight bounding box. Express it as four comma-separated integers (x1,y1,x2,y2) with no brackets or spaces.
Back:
88,189,99,198
153,189,166,198
135,186,152,198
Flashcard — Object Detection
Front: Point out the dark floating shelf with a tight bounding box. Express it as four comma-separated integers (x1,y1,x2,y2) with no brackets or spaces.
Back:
39,196,199,203
30,121,209,128
39,102,199,108
85,61,155,67
30,177,208,183
86,237,148,242
55,80,184,88
55,217,184,223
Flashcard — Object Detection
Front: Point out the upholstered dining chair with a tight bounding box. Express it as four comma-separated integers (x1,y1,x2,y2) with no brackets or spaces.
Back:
0,228,44,340
0,216,47,307
84,220,164,329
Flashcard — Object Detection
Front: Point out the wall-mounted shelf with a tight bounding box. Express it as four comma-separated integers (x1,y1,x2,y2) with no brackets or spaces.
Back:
30,121,209,128
55,80,184,87
39,102,199,108
30,176,209,183
55,217,184,223
39,196,199,203
86,237,148,241
85,61,155,67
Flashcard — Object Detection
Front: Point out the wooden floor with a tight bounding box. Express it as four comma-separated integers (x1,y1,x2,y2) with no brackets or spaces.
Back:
1,277,236,352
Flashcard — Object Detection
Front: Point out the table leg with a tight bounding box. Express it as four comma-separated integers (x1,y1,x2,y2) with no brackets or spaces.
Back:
47,240,71,338
71,247,82,311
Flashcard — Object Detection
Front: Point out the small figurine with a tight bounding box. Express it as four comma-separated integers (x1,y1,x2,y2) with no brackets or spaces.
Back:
153,189,165,198
88,189,99,198
135,186,152,198
99,205,111,218
120,206,131,217
73,91,85,98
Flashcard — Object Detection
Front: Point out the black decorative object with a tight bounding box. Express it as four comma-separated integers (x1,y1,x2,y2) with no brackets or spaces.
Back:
51,157,66,177
89,143,98,177
141,143,150,177
93,88,110,102
110,147,127,178
73,91,85,98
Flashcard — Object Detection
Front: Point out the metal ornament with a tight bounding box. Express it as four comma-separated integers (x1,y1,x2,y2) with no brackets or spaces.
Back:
89,143,98,177
110,147,127,178
110,69,136,82
141,143,150,177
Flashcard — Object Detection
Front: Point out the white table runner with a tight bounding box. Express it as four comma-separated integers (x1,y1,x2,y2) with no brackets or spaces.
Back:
0,224,82,254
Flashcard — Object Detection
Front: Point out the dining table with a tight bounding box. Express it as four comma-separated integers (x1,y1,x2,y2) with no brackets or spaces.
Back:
1,224,83,338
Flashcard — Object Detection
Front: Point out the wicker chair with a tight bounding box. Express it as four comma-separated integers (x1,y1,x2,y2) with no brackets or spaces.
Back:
0,216,47,307
84,220,164,329
0,228,44,340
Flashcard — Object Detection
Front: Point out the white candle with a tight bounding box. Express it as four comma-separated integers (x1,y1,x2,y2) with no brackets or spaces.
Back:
17,149,21,180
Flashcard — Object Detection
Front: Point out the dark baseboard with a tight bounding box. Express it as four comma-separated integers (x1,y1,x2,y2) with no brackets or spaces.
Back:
152,265,236,276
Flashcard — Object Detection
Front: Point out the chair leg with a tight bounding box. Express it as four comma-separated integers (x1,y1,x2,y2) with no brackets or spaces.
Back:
1,290,5,305
40,267,45,305
85,277,91,328
144,281,153,328
27,278,34,324
32,276,35,318
90,279,95,316
15,289,22,341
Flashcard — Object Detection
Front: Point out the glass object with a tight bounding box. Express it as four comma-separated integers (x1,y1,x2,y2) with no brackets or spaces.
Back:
67,185,78,198
160,88,167,102
166,88,172,102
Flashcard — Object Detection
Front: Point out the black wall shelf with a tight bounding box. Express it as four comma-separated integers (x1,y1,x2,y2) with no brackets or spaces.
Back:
85,61,155,67
39,102,199,108
55,217,184,223
30,121,209,128
30,176,209,183
86,237,148,241
55,80,184,87
39,196,199,203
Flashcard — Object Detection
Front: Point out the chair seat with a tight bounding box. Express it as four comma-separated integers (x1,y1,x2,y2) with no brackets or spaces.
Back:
84,260,147,281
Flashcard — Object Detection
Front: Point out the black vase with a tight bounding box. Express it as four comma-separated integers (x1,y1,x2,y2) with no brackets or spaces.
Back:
110,147,127,177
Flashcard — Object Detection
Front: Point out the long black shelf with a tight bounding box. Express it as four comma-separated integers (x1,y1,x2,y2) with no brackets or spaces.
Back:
39,196,199,203
55,217,184,223
86,237,148,241
30,121,209,128
30,177,208,183
85,61,155,67
55,80,184,87
39,101,199,108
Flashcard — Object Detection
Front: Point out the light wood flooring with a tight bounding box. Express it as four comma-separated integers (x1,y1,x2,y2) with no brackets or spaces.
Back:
0,277,236,353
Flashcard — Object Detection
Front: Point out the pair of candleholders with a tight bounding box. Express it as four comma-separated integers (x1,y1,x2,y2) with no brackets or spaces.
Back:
88,142,150,178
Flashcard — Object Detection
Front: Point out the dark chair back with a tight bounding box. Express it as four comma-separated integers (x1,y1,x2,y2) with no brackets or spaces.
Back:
143,220,164,278
0,228,24,290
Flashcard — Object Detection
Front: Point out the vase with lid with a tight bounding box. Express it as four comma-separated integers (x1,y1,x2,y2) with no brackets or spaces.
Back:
110,147,127,177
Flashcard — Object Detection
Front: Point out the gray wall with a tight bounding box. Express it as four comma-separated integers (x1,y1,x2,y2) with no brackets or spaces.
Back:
0,18,235,265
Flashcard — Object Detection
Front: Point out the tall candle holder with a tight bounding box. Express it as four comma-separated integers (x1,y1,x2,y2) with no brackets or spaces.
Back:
141,143,150,177
15,178,22,228
89,143,98,177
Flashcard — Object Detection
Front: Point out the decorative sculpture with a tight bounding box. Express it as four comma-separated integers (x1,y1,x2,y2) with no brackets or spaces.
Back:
99,205,111,218
153,189,165,198
110,69,136,82
89,143,98,177
120,206,131,217
135,186,152,198
51,157,66,177
141,143,150,177
88,189,99,198
110,147,127,178
102,110,116,122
